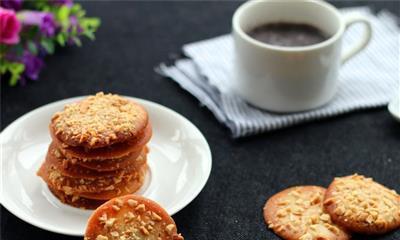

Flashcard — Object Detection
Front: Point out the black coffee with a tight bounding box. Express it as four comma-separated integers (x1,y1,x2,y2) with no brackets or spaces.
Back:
248,22,328,47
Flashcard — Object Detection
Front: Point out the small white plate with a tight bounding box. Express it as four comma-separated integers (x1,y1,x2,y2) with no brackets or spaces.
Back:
0,96,212,236
388,96,400,122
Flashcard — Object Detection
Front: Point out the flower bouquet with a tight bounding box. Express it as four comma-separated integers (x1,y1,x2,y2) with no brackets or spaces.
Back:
0,0,100,86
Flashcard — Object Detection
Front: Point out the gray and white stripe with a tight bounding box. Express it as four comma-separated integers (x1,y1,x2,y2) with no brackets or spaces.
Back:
157,7,399,138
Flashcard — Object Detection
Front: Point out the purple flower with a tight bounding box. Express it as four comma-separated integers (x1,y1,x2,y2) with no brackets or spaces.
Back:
22,51,44,80
18,11,57,37
68,15,82,34
0,0,23,11
69,15,77,26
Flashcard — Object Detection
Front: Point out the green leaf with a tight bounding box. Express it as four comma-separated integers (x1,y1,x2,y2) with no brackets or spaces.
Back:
57,5,71,28
27,41,38,55
8,63,25,86
72,36,82,47
83,31,95,40
41,39,55,54
56,34,66,46
71,3,82,13
0,62,7,74
82,18,101,29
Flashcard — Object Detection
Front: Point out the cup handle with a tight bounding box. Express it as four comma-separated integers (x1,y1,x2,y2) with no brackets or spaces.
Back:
341,15,372,64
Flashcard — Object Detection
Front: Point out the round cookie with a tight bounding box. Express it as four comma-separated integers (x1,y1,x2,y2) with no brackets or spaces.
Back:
84,195,184,240
52,122,152,161
324,174,400,235
48,186,106,210
37,152,147,194
48,142,147,178
40,160,147,206
79,163,147,200
47,142,142,179
51,92,149,149
75,149,144,172
264,186,350,240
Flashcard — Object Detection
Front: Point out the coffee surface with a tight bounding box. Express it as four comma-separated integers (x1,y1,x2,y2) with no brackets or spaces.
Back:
248,22,328,47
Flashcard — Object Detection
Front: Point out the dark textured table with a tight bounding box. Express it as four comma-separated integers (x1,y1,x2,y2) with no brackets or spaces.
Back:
1,1,400,240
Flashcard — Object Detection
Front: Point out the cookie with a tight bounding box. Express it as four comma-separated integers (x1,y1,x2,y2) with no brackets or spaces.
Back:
51,92,149,149
41,161,147,207
78,163,147,200
84,195,184,240
48,186,106,210
52,122,152,161
75,148,145,172
48,142,147,178
37,152,147,194
324,174,400,235
264,186,350,240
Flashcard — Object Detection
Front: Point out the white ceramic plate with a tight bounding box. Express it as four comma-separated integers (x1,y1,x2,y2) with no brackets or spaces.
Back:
388,96,400,122
0,96,212,236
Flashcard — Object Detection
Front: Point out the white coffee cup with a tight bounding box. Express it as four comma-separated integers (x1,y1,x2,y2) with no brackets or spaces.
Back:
232,0,372,112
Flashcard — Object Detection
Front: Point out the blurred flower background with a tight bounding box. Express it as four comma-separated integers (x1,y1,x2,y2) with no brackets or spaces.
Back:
0,0,100,86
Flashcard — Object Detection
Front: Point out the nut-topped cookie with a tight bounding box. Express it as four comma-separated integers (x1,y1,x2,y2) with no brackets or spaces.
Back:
38,151,147,196
324,174,400,235
47,142,145,179
264,186,350,240
51,121,152,161
51,92,148,149
85,195,184,240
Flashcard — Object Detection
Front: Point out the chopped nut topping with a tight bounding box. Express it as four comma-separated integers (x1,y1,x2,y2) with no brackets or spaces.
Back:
135,204,146,212
165,224,176,234
320,214,330,222
127,199,138,207
96,235,108,240
105,218,116,228
51,92,147,148
268,223,274,229
115,198,123,207
267,187,348,239
151,212,162,221
326,174,400,227
53,149,61,158
125,212,135,220
112,205,120,211
140,226,149,235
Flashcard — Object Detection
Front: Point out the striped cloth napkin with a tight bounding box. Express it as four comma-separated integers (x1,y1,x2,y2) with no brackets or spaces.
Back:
157,7,399,138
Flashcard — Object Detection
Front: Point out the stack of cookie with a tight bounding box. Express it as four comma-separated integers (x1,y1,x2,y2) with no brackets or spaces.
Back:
38,92,152,209
264,174,400,240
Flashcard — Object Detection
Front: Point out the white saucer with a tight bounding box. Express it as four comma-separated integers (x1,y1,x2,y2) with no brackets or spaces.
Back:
0,96,212,236
388,95,400,122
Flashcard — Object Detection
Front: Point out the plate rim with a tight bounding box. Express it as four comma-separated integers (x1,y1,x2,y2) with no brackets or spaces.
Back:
0,96,212,236
388,96,400,122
